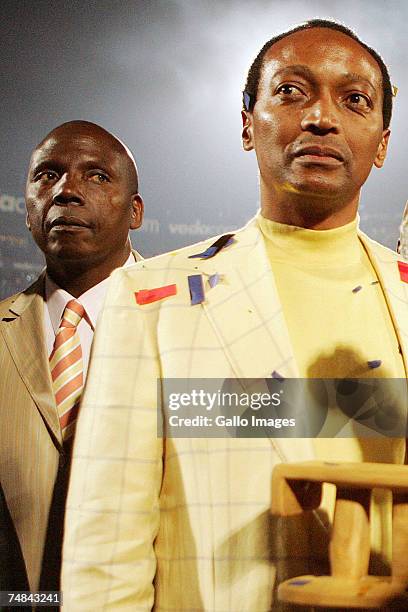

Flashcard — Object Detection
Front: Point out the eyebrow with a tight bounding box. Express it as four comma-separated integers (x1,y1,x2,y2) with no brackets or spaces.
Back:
30,159,62,176
271,65,378,96
338,72,378,96
272,65,316,82
80,159,113,173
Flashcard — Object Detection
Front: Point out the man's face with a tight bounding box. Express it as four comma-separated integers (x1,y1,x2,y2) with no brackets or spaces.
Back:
25,126,143,266
242,28,389,208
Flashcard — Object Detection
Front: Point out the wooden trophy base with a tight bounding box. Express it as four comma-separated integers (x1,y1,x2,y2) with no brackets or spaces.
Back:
278,575,408,609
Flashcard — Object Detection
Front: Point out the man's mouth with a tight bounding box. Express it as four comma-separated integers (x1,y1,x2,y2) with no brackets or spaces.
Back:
48,216,91,230
293,145,344,165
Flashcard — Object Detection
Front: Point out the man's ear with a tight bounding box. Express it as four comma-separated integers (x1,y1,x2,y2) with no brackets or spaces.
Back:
130,194,144,230
241,110,255,152
374,129,390,168
25,211,31,231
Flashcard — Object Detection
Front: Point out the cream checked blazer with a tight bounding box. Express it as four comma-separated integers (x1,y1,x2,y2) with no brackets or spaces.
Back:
62,217,408,611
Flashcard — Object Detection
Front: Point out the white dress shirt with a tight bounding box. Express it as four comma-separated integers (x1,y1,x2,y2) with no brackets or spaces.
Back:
44,253,136,377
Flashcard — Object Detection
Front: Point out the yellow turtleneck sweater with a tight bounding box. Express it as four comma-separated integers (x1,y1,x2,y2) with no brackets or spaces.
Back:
257,213,405,566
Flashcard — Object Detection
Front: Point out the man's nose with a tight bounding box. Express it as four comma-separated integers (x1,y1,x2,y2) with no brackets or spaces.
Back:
52,173,83,205
300,94,340,135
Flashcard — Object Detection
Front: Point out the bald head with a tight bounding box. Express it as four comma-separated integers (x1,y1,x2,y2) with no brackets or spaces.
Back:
33,120,139,193
25,119,144,296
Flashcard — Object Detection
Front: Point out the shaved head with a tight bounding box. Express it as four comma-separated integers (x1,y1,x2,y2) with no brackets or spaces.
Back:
34,120,139,193
26,119,144,296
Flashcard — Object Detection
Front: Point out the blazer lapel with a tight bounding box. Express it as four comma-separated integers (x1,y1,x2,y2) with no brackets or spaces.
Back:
1,275,62,447
201,218,299,380
359,232,408,375
200,219,314,462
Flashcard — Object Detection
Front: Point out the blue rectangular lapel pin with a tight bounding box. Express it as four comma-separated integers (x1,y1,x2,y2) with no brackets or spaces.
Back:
188,274,205,305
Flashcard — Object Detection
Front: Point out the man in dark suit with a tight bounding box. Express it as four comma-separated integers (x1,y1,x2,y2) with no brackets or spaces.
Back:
0,120,144,595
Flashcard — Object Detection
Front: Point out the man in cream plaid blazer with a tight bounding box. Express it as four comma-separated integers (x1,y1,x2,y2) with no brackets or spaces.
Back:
62,20,408,610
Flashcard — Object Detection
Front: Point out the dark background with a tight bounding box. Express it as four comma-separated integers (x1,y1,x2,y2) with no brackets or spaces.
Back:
1,0,407,298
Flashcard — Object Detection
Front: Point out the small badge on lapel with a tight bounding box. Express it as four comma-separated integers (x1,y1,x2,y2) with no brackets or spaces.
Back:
188,274,205,305
398,261,408,283
188,234,235,259
135,284,177,305
208,273,220,288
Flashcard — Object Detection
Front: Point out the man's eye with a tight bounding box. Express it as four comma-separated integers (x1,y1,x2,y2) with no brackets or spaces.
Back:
90,173,109,184
35,170,58,181
346,93,371,111
275,84,304,97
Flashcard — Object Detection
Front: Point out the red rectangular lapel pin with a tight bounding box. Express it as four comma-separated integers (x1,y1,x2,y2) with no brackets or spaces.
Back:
398,261,408,283
135,284,177,305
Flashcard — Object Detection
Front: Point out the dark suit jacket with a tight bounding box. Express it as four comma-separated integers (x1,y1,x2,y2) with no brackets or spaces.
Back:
0,481,29,611
0,250,142,596
0,480,29,590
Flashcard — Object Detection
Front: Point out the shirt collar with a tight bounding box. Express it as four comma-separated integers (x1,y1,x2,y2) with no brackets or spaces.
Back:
45,252,136,333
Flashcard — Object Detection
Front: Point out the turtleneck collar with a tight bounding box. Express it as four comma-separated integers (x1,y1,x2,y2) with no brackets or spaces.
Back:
257,211,362,266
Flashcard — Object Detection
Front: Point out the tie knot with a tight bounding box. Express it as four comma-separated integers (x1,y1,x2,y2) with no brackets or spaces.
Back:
60,299,85,329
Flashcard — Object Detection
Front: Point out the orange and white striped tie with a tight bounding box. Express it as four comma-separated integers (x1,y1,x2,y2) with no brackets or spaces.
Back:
49,299,85,441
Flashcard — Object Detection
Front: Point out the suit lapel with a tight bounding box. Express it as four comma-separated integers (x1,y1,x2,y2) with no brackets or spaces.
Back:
200,220,314,462
1,276,62,447
201,219,299,380
359,232,408,375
